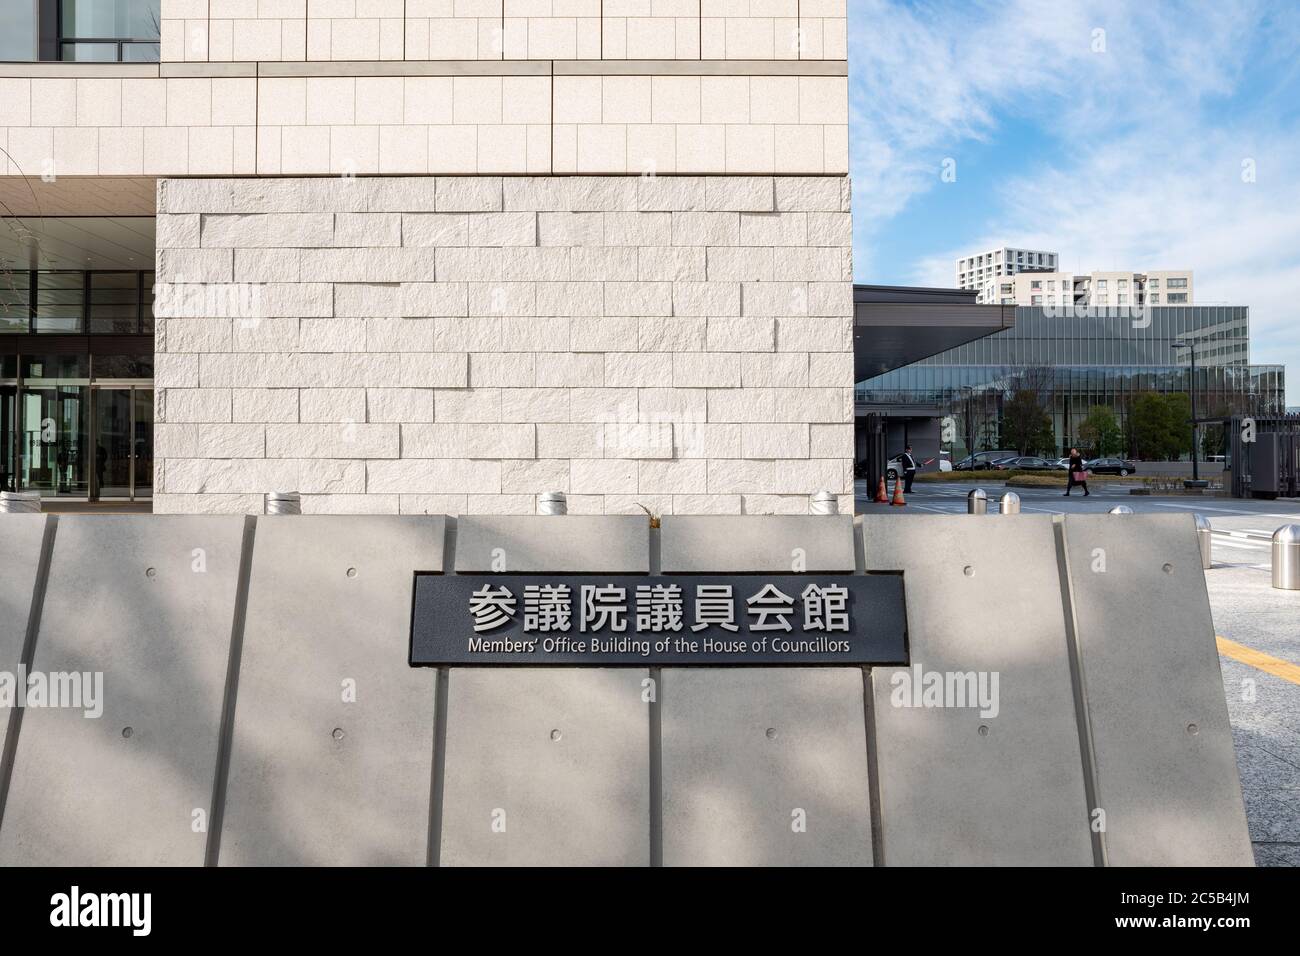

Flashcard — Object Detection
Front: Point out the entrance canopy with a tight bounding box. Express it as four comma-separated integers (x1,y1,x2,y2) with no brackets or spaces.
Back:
854,284,1014,382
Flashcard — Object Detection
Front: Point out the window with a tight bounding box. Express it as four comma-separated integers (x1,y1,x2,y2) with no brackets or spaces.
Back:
1118,279,1128,289
1167,277,1188,289
1149,294,1160,303
1149,278,1160,288
1097,279,1107,290
1031,295,1043,305
89,273,141,333
1,272,31,332
0,1,38,60
35,272,83,333
1118,294,1128,304
1047,281,1055,291
1031,280,1042,290
1168,292,1188,303
59,1,160,62
1000,283,1013,294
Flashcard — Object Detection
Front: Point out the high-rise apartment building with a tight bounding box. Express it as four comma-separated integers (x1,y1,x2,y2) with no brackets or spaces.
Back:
1001,270,1194,308
955,247,1058,298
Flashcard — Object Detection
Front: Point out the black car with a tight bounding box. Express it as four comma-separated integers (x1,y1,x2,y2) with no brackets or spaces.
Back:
992,456,1059,471
1085,457,1138,476
953,450,1019,471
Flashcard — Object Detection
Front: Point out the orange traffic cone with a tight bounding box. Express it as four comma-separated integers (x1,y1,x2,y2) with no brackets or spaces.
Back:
890,476,906,506
874,476,888,503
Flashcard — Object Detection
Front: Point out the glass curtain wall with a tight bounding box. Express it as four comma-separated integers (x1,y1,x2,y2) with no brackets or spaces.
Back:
1,269,155,499
856,307,1286,457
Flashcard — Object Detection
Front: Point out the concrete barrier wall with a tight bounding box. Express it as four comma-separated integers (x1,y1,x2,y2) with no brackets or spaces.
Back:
1,516,246,866
0,512,1253,866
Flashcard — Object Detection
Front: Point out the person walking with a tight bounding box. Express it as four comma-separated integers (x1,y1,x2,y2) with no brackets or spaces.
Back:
1064,447,1090,497
899,445,919,494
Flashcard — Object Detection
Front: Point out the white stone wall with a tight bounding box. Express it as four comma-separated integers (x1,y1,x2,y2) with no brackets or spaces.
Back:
0,69,847,177
161,0,847,62
153,175,853,515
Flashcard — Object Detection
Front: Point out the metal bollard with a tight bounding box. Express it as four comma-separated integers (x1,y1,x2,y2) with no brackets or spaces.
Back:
999,491,1021,514
265,491,301,515
1194,514,1213,570
1108,505,1133,515
539,491,568,515
967,488,987,515
1273,524,1300,591
810,490,838,515
0,490,41,514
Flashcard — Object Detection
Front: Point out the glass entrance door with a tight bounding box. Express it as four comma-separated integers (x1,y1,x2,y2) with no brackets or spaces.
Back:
1,382,15,493
20,384,89,496
90,386,153,500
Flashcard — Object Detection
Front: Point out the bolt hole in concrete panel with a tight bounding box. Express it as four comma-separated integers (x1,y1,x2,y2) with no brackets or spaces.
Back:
0,516,245,866
658,516,873,866
1061,513,1253,865
860,514,1094,865
218,516,444,866
0,515,49,761
441,516,651,866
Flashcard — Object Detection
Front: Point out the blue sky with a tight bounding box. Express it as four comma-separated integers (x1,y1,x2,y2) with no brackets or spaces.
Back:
849,0,1300,405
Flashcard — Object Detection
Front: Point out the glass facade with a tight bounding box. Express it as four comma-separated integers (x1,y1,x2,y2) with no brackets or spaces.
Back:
856,306,1286,457
59,0,161,62
1,270,155,500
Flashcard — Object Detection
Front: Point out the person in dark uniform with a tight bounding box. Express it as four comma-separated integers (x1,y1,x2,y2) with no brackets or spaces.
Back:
899,445,918,494
1064,447,1090,497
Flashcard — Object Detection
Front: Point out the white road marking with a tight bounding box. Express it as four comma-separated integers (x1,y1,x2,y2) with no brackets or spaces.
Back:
1212,539,1269,551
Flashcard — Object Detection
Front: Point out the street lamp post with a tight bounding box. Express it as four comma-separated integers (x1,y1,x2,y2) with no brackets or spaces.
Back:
1173,341,1199,483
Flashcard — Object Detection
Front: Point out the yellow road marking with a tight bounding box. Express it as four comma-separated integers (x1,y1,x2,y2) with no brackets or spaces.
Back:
1217,636,1300,687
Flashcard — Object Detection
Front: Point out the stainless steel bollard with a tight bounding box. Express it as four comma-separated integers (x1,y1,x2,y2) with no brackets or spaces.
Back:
539,491,568,515
0,490,41,514
1194,514,1213,570
1108,505,1134,515
999,491,1021,514
265,491,301,515
967,488,988,515
810,490,838,515
1273,524,1300,590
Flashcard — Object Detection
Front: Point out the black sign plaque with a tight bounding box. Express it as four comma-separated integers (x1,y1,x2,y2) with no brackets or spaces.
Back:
409,573,907,666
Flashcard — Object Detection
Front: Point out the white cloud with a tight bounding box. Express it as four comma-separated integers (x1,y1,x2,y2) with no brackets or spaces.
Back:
851,0,1300,403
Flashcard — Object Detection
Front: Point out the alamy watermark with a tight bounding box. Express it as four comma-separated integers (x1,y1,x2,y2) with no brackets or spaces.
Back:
889,662,1000,718
0,667,104,718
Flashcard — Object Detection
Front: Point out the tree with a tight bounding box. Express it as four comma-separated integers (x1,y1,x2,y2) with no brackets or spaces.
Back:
1076,405,1123,458
1129,392,1194,460
1001,389,1054,455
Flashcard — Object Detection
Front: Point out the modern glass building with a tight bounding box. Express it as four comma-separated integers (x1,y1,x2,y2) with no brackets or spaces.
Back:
856,305,1286,458
1,218,156,499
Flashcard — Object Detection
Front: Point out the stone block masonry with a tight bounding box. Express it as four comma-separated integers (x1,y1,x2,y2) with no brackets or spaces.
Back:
153,175,853,516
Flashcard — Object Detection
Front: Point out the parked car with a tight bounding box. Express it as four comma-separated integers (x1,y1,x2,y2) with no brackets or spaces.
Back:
953,450,1018,471
991,456,1059,471
1085,457,1138,476
1053,458,1071,470
885,454,951,480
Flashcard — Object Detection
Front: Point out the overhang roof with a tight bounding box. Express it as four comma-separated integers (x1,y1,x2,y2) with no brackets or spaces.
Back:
854,284,1015,381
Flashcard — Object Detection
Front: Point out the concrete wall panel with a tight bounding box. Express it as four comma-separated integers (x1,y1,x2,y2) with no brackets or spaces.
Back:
439,667,650,866
455,515,649,572
1062,513,1253,866
861,514,1094,865
0,516,244,866
218,515,444,866
661,514,855,572
661,667,872,865
0,515,49,760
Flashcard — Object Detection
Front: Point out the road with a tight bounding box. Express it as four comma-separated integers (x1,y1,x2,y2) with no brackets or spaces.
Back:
857,479,1300,867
